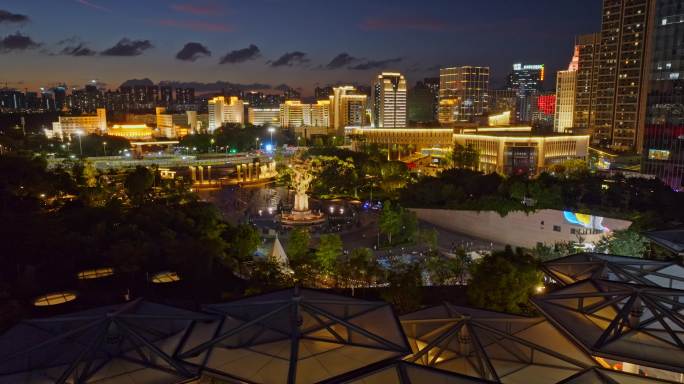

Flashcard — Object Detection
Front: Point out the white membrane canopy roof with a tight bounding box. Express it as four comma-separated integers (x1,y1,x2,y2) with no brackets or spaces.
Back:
0,299,216,384
400,304,597,383
557,367,676,384
541,253,684,289
178,288,410,384
328,361,497,384
531,279,684,373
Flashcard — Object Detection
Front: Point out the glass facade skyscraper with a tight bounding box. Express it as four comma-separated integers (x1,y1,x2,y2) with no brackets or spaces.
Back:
642,0,684,190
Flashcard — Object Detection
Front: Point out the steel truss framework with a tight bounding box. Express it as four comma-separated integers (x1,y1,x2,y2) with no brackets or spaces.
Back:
557,367,679,384
178,288,410,384
0,299,216,384
541,253,684,289
531,279,684,373
400,303,597,383
323,360,496,384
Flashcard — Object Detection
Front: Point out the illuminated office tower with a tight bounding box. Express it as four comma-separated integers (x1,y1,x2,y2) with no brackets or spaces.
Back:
310,100,331,128
506,63,545,123
330,86,368,131
371,72,407,128
248,108,280,127
555,51,579,133
279,100,308,128
208,96,245,132
642,0,683,190
573,33,601,133
594,0,652,151
439,66,489,124
48,108,107,139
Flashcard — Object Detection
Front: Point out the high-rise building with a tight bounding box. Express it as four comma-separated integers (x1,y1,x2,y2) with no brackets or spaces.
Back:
314,86,334,100
573,33,601,133
506,63,545,92
53,85,67,112
160,86,173,107
555,51,579,133
208,96,245,132
642,0,684,191
408,80,438,124
489,89,518,120
175,88,195,105
330,86,368,131
594,0,652,151
439,66,490,124
531,93,556,130
371,72,407,128
506,63,545,123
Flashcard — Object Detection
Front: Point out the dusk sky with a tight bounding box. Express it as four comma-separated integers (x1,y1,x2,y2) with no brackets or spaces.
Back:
0,0,602,95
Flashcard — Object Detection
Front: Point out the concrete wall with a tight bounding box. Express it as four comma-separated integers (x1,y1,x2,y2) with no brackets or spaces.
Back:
411,208,632,249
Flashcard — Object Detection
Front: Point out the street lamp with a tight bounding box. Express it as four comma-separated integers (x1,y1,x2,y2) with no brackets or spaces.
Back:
102,141,107,156
75,130,84,157
268,127,276,146
255,137,260,150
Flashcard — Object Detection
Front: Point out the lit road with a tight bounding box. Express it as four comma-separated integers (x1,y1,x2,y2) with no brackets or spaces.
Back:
47,153,272,170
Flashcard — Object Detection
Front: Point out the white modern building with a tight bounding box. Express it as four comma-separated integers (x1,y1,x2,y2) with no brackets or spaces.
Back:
208,96,245,132
372,72,407,128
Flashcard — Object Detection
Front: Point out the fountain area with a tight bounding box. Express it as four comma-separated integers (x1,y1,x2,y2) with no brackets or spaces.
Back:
279,162,326,227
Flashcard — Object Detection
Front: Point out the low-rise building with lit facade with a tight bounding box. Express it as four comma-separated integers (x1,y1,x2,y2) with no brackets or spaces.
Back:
346,126,589,175
107,124,154,140
46,108,107,139
248,108,280,127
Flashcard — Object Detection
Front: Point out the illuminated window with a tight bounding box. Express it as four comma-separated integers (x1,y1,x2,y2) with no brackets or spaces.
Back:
77,267,114,280
151,271,181,284
34,291,77,307
648,149,671,161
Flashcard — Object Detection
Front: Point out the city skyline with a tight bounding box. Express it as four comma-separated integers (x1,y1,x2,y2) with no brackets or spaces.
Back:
1,0,601,95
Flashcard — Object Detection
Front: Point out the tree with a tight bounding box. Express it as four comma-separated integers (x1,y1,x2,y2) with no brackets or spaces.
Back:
424,249,469,286
124,166,154,204
379,201,402,245
530,241,579,262
224,224,261,263
595,229,649,258
286,228,311,265
452,143,479,169
315,234,343,273
381,261,423,313
336,247,381,288
418,228,438,250
467,246,541,314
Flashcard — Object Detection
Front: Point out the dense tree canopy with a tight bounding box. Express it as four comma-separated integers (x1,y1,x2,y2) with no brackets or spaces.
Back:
400,168,684,229
467,246,542,314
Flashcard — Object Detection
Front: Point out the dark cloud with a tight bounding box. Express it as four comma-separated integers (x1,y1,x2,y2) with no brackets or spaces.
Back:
158,80,273,93
350,57,402,70
269,51,309,67
60,43,96,56
0,33,40,52
324,53,358,70
219,44,260,64
120,78,155,87
176,42,211,61
274,84,294,91
0,10,29,24
101,38,153,56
